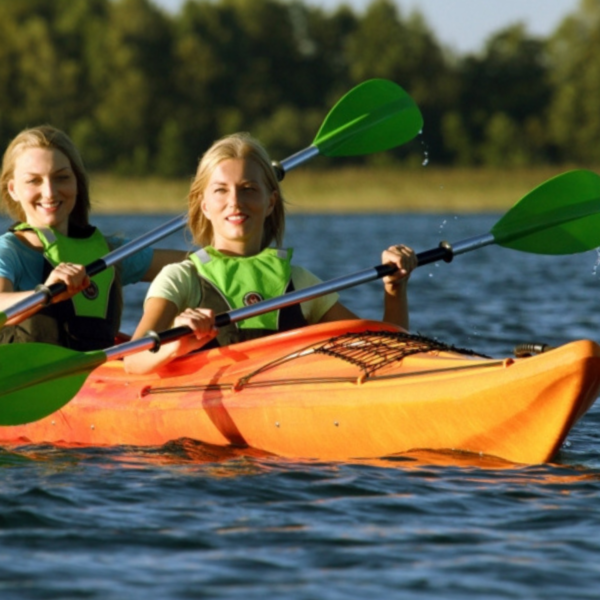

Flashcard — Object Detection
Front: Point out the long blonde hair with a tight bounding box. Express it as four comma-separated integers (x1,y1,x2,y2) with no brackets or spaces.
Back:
188,132,285,248
0,125,90,227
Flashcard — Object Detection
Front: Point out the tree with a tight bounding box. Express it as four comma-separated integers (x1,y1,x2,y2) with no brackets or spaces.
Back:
0,0,105,133
91,0,176,171
547,0,600,164
455,24,552,165
344,0,454,163
0,0,590,173
480,113,531,167
155,118,189,177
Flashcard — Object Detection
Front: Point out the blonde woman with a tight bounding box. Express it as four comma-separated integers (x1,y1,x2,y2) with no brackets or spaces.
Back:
125,132,416,374
0,125,185,349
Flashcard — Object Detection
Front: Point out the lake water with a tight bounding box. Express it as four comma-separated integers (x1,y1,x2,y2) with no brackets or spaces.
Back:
2,212,600,599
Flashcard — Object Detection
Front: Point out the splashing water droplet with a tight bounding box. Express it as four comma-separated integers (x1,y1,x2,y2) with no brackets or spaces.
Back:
420,135,429,167
593,248,600,277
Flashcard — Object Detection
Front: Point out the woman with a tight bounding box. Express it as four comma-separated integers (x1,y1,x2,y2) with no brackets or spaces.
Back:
124,132,417,374
0,124,186,350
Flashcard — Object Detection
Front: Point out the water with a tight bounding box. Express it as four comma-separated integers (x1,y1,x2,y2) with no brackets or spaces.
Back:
2,212,600,599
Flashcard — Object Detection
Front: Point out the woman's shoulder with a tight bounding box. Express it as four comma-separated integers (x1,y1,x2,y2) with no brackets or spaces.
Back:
0,230,20,245
150,258,198,290
146,258,199,310
0,231,40,256
291,263,322,287
0,230,18,247
158,258,196,278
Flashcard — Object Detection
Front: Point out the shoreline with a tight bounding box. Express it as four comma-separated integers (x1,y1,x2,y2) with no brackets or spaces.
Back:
89,165,588,214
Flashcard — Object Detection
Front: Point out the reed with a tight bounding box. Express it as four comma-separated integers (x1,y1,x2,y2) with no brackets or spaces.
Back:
90,166,582,214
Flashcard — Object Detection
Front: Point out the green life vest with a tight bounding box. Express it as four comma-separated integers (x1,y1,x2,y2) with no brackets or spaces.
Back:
0,223,121,350
17,224,114,319
190,246,307,346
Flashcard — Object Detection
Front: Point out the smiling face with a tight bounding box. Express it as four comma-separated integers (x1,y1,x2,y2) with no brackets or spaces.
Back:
7,146,77,235
200,157,278,256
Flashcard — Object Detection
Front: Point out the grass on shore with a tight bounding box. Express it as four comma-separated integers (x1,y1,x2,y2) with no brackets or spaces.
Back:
90,166,583,214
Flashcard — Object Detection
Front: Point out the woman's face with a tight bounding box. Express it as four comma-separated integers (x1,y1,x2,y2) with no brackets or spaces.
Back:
7,146,77,235
201,157,277,255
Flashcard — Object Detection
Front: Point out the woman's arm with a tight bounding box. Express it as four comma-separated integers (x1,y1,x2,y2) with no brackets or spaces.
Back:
0,277,29,310
141,249,189,282
123,297,216,374
314,245,416,329
0,277,38,324
382,279,410,330
380,245,416,330
0,263,90,325
318,301,359,323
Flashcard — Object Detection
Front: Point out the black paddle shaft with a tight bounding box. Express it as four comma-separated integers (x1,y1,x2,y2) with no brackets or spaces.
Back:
145,240,456,351
415,241,454,267
34,258,108,305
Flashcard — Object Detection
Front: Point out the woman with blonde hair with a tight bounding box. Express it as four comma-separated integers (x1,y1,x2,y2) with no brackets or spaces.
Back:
0,124,185,349
125,132,417,374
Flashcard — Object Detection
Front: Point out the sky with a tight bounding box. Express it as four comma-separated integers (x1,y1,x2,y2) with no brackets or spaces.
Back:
151,0,578,54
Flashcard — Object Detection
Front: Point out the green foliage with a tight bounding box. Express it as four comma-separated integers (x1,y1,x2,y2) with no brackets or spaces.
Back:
441,112,475,166
453,23,554,166
548,0,600,164
155,119,190,177
480,113,531,167
0,0,592,173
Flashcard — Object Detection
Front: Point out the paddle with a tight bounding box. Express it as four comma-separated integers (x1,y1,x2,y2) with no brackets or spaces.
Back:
3,168,598,426
272,78,423,178
0,79,422,329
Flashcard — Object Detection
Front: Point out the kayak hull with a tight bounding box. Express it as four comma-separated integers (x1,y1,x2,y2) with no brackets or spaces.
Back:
2,320,600,464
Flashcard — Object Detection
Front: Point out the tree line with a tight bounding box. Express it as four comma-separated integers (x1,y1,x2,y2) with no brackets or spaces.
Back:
0,0,598,176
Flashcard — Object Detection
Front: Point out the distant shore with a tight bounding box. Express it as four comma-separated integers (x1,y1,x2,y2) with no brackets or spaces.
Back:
90,166,587,214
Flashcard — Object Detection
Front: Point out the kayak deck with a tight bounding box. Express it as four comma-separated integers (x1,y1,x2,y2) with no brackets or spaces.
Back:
2,320,600,464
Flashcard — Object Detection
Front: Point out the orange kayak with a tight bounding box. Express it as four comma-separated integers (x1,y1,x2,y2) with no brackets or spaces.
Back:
1,319,599,465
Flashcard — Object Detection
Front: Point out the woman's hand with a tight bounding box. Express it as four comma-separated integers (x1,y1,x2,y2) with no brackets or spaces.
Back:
45,262,90,303
174,307,218,342
125,303,218,375
381,244,417,295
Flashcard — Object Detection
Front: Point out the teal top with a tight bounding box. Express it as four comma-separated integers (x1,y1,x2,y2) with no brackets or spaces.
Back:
0,231,153,290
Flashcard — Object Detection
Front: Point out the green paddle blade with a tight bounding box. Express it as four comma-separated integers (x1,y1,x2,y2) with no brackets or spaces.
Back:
492,170,600,254
313,79,423,156
0,344,105,425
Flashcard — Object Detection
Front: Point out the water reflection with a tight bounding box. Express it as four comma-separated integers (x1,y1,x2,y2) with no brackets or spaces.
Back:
5,440,600,492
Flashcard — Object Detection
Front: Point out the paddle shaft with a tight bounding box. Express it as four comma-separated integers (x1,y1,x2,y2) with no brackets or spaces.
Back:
102,233,497,361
